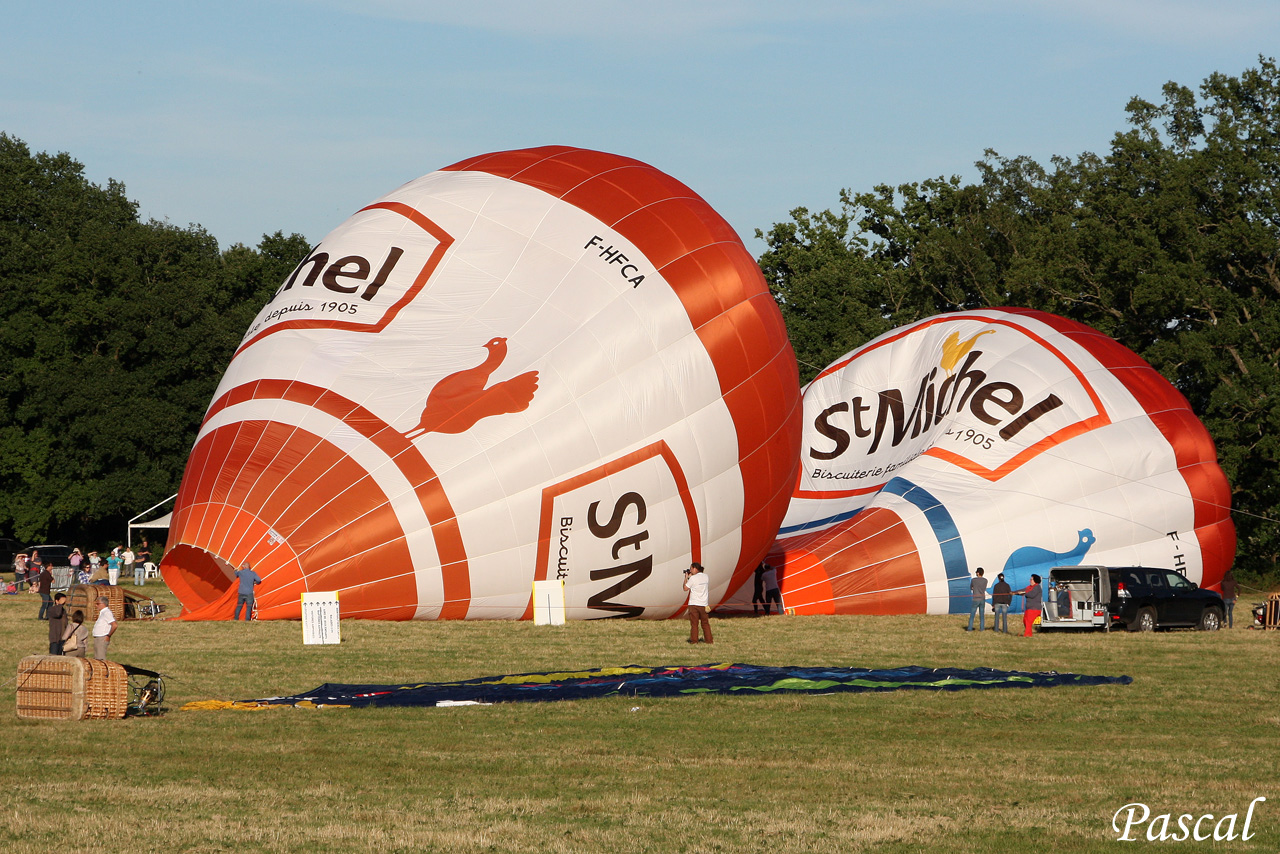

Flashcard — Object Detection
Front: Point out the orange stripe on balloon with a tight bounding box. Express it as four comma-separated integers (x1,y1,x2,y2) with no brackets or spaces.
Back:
169,381,472,619
445,147,802,610
773,507,927,615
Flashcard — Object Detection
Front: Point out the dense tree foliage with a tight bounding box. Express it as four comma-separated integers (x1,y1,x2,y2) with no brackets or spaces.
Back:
759,58,1280,575
0,133,309,546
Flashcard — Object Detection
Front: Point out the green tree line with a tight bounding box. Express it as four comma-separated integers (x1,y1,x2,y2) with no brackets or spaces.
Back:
761,57,1280,577
2,58,1276,576
0,132,309,547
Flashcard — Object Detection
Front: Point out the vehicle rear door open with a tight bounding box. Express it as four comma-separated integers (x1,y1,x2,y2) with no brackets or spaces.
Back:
1047,566,1109,629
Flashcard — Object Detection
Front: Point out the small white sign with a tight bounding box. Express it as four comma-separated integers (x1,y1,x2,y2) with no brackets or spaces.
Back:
532,580,566,626
301,592,341,644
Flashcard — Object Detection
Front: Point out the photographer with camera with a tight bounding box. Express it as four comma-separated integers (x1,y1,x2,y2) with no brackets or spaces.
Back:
683,562,713,644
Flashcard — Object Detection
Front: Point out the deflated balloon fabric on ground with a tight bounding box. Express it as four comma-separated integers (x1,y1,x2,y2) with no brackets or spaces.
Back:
181,663,1134,710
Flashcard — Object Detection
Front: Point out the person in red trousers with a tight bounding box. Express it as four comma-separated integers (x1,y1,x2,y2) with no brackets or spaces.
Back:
1020,573,1044,637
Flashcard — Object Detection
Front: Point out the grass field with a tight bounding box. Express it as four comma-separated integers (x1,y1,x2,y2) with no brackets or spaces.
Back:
1,583,1275,852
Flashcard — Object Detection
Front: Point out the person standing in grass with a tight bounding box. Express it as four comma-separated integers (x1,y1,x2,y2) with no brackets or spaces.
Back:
991,573,1013,633
27,550,43,592
47,592,67,654
761,561,781,615
234,562,262,621
1221,570,1238,628
92,597,116,659
133,548,147,586
106,551,121,586
967,567,988,631
61,610,88,658
36,563,54,620
1019,574,1043,637
683,562,712,644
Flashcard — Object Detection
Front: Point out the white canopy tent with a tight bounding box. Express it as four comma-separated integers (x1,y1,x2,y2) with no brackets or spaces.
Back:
128,494,177,548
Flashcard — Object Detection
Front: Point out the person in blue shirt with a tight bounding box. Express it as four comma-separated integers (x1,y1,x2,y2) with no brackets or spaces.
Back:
233,562,263,621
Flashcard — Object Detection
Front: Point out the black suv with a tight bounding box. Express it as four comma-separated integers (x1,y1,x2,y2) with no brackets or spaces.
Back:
0,538,24,570
1108,566,1225,632
28,544,73,569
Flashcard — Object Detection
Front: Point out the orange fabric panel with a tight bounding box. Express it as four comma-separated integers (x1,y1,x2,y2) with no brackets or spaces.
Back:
164,544,232,613
775,508,928,615
164,420,416,620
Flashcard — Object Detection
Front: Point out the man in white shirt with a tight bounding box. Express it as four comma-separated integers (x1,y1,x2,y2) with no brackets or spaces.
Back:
92,597,117,660
122,547,136,585
683,562,713,644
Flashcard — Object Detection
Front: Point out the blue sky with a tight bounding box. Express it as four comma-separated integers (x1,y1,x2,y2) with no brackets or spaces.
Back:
5,1,1279,256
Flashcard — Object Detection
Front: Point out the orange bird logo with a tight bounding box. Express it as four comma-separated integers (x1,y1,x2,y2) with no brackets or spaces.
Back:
940,329,995,375
403,337,539,439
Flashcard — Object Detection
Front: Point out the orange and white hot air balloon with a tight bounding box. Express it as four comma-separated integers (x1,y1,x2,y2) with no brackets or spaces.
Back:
161,147,801,620
735,309,1235,616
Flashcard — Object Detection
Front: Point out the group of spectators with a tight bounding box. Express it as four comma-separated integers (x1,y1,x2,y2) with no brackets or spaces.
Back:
8,543,155,661
9,540,158,595
965,569,1185,636
968,568,1044,636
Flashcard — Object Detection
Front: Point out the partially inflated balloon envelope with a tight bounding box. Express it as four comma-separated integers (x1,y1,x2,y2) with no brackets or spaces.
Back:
750,308,1234,615
161,147,801,620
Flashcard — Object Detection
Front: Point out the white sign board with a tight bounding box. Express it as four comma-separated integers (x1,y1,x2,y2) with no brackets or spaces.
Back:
301,592,341,644
532,580,566,626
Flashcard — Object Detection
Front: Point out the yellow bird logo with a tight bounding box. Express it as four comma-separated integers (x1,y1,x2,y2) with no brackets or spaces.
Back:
940,330,995,375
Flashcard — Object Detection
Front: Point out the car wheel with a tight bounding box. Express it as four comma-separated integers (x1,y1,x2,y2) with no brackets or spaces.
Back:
1198,607,1223,632
1130,606,1157,632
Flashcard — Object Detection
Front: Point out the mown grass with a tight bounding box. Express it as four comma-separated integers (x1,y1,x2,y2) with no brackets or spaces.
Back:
0,584,1275,852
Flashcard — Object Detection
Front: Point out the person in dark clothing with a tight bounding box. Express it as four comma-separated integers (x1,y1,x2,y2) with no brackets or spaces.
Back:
1221,570,1238,628
1056,584,1072,620
761,562,782,615
47,593,67,654
36,565,54,620
991,573,1013,633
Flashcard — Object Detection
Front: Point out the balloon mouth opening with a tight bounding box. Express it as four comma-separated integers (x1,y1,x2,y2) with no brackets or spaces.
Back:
160,544,236,613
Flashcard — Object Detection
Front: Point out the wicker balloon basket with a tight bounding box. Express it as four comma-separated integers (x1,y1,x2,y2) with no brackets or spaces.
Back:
1266,593,1280,630
65,584,164,621
66,585,125,622
15,655,129,721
